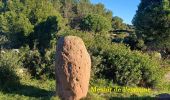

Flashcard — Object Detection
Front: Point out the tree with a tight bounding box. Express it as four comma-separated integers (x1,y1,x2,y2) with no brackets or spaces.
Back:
112,16,127,30
0,11,33,48
59,0,75,18
76,0,92,17
133,0,170,52
93,3,112,21
80,14,112,33
0,0,63,49
50,0,62,11
33,16,60,55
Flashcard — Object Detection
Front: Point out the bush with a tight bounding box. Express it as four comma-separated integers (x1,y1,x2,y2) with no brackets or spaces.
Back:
136,39,146,50
42,48,56,78
22,49,42,78
91,43,163,88
80,14,112,32
0,51,21,89
123,33,147,50
20,46,55,79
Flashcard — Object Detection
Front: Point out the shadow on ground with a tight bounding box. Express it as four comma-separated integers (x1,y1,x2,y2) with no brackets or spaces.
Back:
0,84,55,99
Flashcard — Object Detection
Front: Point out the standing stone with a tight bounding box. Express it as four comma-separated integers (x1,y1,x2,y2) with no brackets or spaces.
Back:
55,36,91,100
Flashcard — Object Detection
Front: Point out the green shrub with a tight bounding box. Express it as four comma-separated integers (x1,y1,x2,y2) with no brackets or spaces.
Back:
123,33,147,50
91,43,163,88
43,48,56,78
80,14,112,32
0,51,21,89
21,48,42,78
20,46,55,79
136,39,146,50
148,51,162,60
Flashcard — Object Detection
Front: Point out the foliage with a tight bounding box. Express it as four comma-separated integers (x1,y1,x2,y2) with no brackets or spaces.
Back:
32,16,60,55
0,11,34,48
20,46,55,79
90,42,163,87
21,48,42,78
0,34,8,48
112,16,127,30
0,0,63,80
80,14,112,32
136,39,146,50
123,33,146,50
133,0,170,52
76,0,92,17
92,3,113,21
0,0,63,49
0,51,21,89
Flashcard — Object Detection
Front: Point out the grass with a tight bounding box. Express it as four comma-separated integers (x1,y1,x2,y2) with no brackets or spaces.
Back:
0,76,59,100
0,77,170,100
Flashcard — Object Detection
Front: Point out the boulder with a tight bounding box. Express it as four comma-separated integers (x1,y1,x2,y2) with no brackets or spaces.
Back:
55,36,91,100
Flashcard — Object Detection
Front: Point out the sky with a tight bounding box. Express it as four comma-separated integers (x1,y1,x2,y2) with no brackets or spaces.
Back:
90,0,141,25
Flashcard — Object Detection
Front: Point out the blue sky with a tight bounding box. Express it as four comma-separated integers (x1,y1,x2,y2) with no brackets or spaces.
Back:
90,0,141,24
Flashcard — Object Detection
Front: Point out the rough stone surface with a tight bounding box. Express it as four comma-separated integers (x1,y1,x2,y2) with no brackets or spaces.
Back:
55,36,91,100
